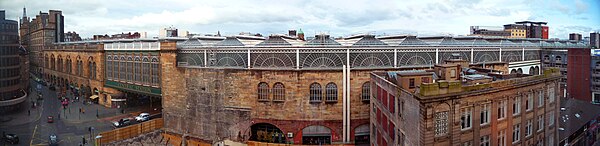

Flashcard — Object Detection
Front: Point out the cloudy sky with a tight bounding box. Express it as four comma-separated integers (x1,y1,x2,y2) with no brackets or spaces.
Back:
1,0,599,39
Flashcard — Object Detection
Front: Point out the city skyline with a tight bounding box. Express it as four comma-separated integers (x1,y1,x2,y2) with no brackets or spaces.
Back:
1,0,599,39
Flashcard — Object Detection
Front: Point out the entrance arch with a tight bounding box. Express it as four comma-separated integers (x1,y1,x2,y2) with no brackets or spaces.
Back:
250,123,285,143
302,125,332,145
354,124,370,145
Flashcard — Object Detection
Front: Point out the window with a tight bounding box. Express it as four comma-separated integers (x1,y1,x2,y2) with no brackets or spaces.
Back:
497,129,506,146
143,58,150,84
548,134,554,146
526,93,533,111
526,120,532,137
480,135,490,146
512,124,520,143
92,62,97,79
325,83,338,102
272,82,285,101
549,112,555,126
434,111,449,136
461,107,472,130
462,141,472,146
258,82,269,101
450,69,456,78
421,77,430,83
538,90,544,107
134,57,141,82
107,57,112,79
548,87,555,103
480,103,490,125
151,58,160,86
513,96,521,116
361,82,370,101
409,78,415,88
498,100,506,120
309,83,322,103
537,115,544,132
120,57,126,80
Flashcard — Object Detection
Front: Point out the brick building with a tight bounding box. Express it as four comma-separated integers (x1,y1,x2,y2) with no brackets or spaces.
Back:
19,8,64,79
370,63,562,146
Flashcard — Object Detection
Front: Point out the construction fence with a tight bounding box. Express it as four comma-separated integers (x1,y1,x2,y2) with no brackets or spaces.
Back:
96,118,164,145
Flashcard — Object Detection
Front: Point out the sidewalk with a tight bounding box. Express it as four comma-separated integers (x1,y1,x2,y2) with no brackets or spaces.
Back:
0,92,43,127
59,91,155,124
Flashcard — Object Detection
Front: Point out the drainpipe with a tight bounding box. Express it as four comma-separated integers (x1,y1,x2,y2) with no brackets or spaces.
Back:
342,64,347,143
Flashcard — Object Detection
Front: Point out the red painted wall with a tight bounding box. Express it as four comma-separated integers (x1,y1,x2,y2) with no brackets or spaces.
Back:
542,26,549,39
567,48,591,101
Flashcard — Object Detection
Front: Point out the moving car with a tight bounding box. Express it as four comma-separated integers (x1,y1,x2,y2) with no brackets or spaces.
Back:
49,134,58,146
112,118,131,128
2,133,19,144
47,116,54,123
135,113,150,122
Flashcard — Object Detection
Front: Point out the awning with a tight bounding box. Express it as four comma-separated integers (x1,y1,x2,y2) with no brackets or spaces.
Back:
111,98,126,102
89,95,99,99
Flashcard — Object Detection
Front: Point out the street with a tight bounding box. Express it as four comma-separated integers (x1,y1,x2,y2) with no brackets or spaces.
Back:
0,79,154,146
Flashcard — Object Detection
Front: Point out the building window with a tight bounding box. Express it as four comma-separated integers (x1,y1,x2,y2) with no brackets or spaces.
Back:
421,77,430,83
460,107,472,130
450,69,456,78
107,56,112,79
134,57,141,83
272,82,285,101
480,135,490,146
526,119,532,137
526,93,533,112
549,112,555,126
538,90,544,107
309,83,322,103
480,103,490,125
513,96,521,116
114,57,120,80
548,134,554,146
498,100,506,120
548,87,555,103
498,129,506,146
512,124,520,143
120,57,126,80
537,115,544,132
325,82,338,102
92,62,96,79
257,82,269,101
434,111,448,136
151,58,160,86
127,57,133,82
78,61,83,76
462,141,472,146
361,82,370,101
409,78,415,88
143,58,150,84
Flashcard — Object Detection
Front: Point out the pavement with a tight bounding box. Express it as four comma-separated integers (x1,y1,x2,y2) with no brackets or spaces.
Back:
0,79,159,146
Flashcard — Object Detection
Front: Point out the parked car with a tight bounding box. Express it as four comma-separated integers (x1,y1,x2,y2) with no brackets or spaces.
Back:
49,134,58,146
112,118,131,128
2,133,19,144
47,116,54,123
135,113,150,122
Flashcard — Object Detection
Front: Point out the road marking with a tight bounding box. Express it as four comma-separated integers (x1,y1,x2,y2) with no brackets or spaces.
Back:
30,124,38,146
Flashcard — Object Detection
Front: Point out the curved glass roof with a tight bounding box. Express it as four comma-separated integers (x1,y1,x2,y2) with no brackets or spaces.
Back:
215,37,244,46
399,36,429,46
257,36,292,46
306,34,341,46
352,35,388,46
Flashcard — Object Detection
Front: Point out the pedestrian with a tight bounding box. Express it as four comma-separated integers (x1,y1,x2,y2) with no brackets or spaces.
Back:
82,108,85,114
28,110,30,116
58,113,60,119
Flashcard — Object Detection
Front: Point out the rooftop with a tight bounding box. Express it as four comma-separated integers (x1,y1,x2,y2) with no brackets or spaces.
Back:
559,98,600,141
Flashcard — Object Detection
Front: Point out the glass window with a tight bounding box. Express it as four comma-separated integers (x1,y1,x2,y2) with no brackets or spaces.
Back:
480,103,490,125
409,78,415,88
526,119,532,137
143,57,150,84
461,107,472,130
549,112,555,126
120,57,126,80
325,83,337,102
434,111,448,136
309,83,322,103
512,124,520,143
526,93,533,111
498,129,506,146
538,115,544,132
272,82,285,101
127,57,133,82
480,135,490,146
361,82,370,101
513,96,521,116
498,100,506,120
134,57,141,82
257,82,269,101
548,87,555,103
151,58,159,86
538,90,544,107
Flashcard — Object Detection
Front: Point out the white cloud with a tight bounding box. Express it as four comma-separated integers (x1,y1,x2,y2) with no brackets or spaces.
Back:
0,0,598,39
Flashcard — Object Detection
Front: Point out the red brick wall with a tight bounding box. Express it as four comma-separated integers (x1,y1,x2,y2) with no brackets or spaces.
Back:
567,48,591,101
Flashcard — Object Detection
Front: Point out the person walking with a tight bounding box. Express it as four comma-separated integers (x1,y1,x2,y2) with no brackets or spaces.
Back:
28,110,30,116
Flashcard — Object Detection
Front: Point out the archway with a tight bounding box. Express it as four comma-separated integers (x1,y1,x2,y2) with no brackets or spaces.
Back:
517,68,523,74
354,124,370,145
529,67,535,75
250,123,285,143
510,69,517,74
302,125,332,145
535,66,540,75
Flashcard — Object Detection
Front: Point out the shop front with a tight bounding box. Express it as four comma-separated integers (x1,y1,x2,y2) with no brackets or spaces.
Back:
104,80,161,109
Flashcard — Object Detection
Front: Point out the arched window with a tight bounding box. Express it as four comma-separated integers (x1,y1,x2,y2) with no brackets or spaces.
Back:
67,59,71,74
127,57,133,82
88,61,93,78
106,56,112,79
151,58,160,86
120,56,126,81
143,57,150,84
325,82,338,102
113,57,120,80
258,82,269,101
272,82,285,101
134,57,141,82
361,82,370,101
92,62,97,79
310,83,322,103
